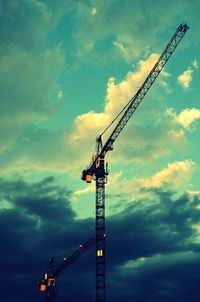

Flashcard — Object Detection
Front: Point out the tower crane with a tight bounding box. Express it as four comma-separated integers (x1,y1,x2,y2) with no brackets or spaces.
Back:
38,22,189,302
81,22,189,302
38,236,96,301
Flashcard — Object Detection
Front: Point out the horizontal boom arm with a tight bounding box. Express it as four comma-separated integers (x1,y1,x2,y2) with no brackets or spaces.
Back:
100,22,189,156
82,22,189,179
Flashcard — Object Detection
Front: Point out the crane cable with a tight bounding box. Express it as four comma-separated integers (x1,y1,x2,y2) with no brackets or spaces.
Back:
48,236,96,260
100,95,134,137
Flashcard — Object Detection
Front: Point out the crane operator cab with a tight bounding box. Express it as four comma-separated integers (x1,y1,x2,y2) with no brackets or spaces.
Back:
82,155,108,183
39,274,56,293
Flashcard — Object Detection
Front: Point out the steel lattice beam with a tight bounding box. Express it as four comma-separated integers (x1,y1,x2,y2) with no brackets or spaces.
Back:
96,176,106,302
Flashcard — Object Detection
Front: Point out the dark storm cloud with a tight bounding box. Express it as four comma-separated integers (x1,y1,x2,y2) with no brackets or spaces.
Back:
0,177,200,301
109,252,200,302
106,190,200,301
108,191,200,263
0,176,94,302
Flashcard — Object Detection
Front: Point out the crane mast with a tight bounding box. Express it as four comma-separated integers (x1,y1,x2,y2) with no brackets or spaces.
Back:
81,22,189,302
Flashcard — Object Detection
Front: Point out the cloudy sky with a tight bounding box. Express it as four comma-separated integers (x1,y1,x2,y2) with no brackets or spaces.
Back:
0,0,200,301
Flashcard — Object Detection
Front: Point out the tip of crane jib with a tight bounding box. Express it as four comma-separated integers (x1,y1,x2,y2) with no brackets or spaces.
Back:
179,22,189,31
48,257,54,263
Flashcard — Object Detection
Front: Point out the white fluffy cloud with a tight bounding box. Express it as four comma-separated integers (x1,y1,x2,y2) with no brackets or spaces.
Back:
0,52,186,175
72,159,196,212
110,160,196,202
70,53,163,143
105,54,160,116
192,59,199,69
67,53,183,170
177,58,199,90
177,68,193,89
137,160,195,189
65,54,162,167
166,108,200,129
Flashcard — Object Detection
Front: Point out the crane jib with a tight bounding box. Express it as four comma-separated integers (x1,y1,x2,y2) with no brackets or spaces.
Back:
82,22,189,181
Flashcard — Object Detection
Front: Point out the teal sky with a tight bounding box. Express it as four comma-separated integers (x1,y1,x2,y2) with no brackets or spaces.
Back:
1,1,200,302
0,0,199,219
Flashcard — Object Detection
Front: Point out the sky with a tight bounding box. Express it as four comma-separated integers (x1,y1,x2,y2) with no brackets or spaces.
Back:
0,0,200,301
